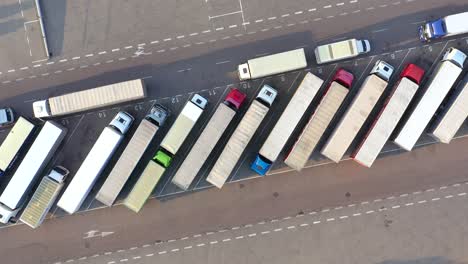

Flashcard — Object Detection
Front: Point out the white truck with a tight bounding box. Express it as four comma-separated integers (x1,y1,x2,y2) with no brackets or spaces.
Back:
238,49,307,81
19,166,69,228
429,73,468,143
32,79,146,118
0,121,66,224
284,69,354,171
394,48,466,151
123,94,208,212
171,89,246,190
0,117,35,177
419,12,468,42
251,73,324,175
57,112,134,214
352,64,425,167
315,38,371,64
207,85,278,188
321,60,394,163
95,105,169,206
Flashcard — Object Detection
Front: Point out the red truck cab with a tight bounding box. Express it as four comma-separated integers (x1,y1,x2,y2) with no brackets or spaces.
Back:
333,68,354,88
224,88,247,110
400,64,425,85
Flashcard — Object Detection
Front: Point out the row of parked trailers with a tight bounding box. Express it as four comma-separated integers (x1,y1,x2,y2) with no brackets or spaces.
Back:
0,46,467,229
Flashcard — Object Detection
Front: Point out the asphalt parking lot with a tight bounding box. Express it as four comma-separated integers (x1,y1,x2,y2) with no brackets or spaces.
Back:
0,35,467,225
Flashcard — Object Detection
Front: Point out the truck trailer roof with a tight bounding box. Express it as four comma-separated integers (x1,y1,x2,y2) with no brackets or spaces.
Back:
284,69,353,171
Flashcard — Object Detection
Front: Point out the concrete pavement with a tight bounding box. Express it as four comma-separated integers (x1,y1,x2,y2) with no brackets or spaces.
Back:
1,134,468,264
61,181,468,264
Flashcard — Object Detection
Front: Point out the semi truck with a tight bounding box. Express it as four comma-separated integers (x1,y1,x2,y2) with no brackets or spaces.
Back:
0,121,66,223
171,89,246,190
238,49,307,81
315,38,371,64
394,48,466,151
57,112,134,214
32,79,146,118
0,117,35,177
429,73,468,143
284,69,354,171
352,64,425,167
251,73,324,175
321,60,394,163
123,94,208,212
419,12,468,42
19,166,69,228
95,105,169,206
206,85,277,188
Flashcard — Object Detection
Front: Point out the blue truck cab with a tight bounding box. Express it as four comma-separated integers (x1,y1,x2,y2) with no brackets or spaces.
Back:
419,19,446,41
250,154,271,176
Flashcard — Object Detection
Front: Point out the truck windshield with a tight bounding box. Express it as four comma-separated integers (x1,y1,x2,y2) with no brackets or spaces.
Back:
431,20,446,37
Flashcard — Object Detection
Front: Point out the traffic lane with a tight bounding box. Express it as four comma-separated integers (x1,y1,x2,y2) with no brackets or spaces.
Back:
2,134,468,264
64,183,468,264
0,0,37,67
2,2,467,94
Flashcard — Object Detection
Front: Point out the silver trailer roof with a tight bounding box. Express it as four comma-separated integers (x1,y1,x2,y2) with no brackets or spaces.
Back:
0,121,66,210
123,161,164,213
172,103,236,190
285,82,349,171
19,175,64,228
0,117,35,172
57,127,123,214
96,119,160,206
394,59,464,151
241,49,307,80
207,100,270,188
259,73,323,162
353,77,419,167
35,79,146,117
160,96,206,155
429,74,468,144
321,74,389,162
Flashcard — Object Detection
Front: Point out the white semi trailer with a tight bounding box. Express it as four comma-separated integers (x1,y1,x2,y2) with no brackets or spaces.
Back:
32,79,146,118
284,69,354,171
238,49,307,80
95,105,168,206
207,85,278,188
429,73,468,143
57,112,133,214
123,94,208,213
171,89,246,190
321,60,394,163
352,64,425,167
0,121,66,223
251,73,323,175
394,48,466,151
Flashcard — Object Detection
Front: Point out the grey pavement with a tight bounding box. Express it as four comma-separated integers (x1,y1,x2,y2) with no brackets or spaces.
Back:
1,135,468,264
58,168,468,264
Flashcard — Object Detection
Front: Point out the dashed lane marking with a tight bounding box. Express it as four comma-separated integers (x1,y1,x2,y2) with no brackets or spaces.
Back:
74,188,468,263
0,0,419,78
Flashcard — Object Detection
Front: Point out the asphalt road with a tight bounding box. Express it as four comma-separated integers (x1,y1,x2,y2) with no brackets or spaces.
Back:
2,134,468,264
56,180,468,264
0,0,467,263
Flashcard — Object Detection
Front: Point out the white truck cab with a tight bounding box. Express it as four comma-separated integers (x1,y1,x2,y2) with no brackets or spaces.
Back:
0,107,15,127
110,112,134,134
